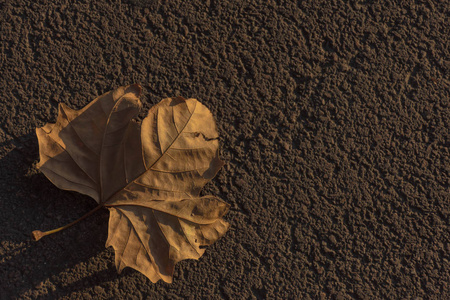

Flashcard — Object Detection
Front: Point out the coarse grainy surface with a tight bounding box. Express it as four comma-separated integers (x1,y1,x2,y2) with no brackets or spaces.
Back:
0,0,449,299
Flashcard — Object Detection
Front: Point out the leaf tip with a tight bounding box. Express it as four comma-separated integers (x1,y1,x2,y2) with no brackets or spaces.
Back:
31,230,44,241
127,83,143,97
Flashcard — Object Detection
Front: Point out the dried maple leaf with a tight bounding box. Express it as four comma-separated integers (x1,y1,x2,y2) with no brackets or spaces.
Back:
32,84,230,283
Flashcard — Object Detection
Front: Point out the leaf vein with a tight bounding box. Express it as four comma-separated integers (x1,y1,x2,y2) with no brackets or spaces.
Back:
40,166,97,191
178,219,201,256
60,105,100,156
149,167,209,174
120,208,163,281
132,181,188,194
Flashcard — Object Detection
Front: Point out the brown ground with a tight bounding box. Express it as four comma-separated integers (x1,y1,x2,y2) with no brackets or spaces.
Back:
0,0,449,299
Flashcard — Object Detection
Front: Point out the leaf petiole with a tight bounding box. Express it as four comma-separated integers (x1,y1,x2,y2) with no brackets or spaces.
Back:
32,204,104,241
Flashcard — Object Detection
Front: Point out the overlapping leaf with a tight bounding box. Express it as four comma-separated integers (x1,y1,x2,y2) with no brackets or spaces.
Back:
36,84,229,283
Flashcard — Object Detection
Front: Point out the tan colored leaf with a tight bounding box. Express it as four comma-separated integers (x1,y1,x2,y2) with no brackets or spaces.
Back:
35,84,229,283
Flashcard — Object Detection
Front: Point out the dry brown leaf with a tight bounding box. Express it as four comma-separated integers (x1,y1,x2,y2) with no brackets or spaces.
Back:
34,84,230,283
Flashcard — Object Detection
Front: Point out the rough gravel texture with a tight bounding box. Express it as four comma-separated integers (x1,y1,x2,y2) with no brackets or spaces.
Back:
0,0,449,299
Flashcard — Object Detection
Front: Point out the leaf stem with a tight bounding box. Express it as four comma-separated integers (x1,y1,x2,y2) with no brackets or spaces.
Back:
32,204,104,241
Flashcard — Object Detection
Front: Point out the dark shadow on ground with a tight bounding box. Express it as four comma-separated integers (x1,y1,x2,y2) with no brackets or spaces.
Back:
0,133,114,299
